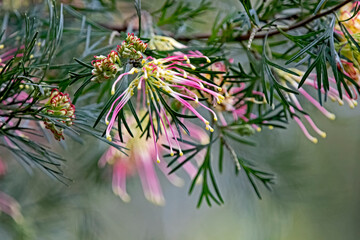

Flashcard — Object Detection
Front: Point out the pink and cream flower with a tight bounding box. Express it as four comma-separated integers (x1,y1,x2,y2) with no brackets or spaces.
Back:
104,52,224,163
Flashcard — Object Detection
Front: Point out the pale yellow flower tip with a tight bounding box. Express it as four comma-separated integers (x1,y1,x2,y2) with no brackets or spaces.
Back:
0,44,4,49
114,188,131,202
111,89,115,95
218,87,222,92
30,54,34,59
170,151,174,157
179,151,184,156
172,177,185,187
353,100,358,107
256,127,261,132
121,194,131,203
311,137,318,144
268,125,274,130
157,158,160,163
328,113,336,120
319,131,327,138
106,135,112,142
196,175,203,185
105,120,109,125
183,55,188,60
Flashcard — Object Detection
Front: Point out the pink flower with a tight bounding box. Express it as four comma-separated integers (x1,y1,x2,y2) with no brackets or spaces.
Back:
0,158,6,176
0,192,23,223
99,117,202,205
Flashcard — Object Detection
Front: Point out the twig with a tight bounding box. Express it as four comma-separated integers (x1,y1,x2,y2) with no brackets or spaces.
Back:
221,136,241,170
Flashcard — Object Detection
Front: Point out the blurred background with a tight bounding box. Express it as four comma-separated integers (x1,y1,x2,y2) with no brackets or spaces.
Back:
1,0,360,239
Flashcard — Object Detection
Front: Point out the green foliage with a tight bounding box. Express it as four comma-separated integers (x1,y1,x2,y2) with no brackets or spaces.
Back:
1,0,360,214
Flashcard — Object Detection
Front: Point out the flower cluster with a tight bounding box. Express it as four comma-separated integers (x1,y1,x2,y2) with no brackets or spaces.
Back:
42,89,75,141
117,33,147,60
91,33,148,83
91,51,121,83
105,53,224,162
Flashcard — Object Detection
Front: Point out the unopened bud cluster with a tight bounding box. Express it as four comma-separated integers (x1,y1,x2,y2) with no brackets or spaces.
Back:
42,89,75,141
91,33,147,83
91,51,121,83
117,33,147,60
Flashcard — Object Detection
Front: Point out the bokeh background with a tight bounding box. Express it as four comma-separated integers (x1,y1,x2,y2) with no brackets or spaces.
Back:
1,0,360,239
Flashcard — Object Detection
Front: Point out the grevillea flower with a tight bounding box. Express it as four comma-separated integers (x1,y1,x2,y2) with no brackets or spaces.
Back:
0,192,23,223
42,89,75,141
104,51,224,163
277,69,357,143
99,116,201,205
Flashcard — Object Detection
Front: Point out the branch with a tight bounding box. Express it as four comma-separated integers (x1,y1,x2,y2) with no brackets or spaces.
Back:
100,0,351,42
243,0,352,40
